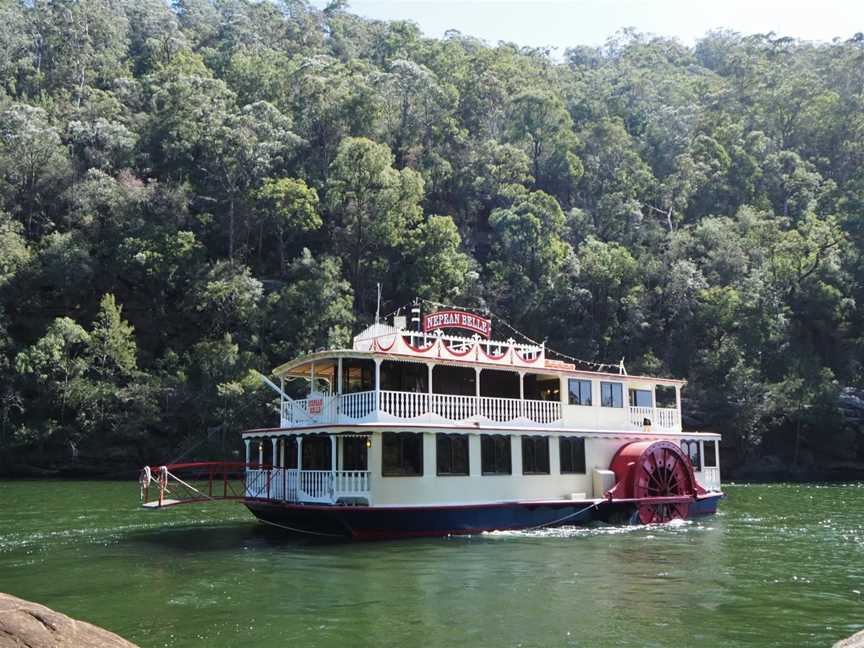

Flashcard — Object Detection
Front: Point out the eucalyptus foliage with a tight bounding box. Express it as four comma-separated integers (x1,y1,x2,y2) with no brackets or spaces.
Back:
0,1,862,472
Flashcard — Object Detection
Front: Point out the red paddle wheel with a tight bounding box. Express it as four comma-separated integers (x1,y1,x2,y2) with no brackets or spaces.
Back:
606,440,706,524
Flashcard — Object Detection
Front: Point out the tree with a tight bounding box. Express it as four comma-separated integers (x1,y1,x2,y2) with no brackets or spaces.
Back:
507,90,582,200
265,249,355,358
89,294,137,379
326,137,424,312
400,215,472,302
15,317,90,426
0,104,71,235
254,177,321,271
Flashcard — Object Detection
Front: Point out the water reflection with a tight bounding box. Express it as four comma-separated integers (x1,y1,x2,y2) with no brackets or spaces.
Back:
1,482,863,647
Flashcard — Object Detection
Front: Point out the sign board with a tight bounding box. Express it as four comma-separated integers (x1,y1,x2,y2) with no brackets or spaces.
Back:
422,310,492,339
308,398,323,415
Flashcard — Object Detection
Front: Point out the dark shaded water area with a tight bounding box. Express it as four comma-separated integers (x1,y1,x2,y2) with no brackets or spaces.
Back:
0,481,862,647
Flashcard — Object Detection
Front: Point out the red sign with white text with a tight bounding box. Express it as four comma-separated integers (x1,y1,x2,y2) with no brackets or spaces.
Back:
422,310,492,338
308,399,323,415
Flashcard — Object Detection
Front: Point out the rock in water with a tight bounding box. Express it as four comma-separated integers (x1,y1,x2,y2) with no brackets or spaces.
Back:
835,629,864,648
0,592,139,648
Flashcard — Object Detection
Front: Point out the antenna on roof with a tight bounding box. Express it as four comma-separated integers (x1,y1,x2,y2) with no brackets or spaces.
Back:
375,283,382,325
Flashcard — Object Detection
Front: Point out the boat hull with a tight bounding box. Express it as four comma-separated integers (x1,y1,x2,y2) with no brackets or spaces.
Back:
244,493,723,540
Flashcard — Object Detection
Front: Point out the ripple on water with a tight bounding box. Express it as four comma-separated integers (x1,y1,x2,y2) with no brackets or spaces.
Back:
1,481,863,648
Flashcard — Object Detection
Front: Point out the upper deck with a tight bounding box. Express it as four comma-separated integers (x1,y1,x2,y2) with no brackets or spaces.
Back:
270,318,685,434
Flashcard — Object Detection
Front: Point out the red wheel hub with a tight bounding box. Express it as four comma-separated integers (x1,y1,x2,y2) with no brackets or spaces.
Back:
607,440,700,524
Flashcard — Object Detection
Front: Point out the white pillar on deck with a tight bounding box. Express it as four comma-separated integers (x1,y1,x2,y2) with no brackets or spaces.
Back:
244,438,251,464
271,437,278,467
427,364,434,394
337,357,343,395
374,358,382,408
330,435,337,471
519,371,525,400
297,436,303,472
310,362,316,395
258,439,263,465
279,377,285,424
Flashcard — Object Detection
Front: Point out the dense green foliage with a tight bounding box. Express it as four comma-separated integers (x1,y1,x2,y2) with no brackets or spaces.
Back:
1,0,863,474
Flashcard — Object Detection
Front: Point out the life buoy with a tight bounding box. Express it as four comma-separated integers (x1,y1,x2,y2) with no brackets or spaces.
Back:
139,465,151,487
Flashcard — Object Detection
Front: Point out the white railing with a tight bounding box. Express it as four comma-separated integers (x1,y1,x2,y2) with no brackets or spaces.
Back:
627,406,680,431
353,324,543,359
431,393,477,421
478,395,522,422
245,468,271,498
380,390,430,419
333,471,370,498
281,395,337,426
379,390,562,426
522,398,561,424
247,468,371,504
280,390,564,428
340,391,376,420
656,407,678,429
700,466,722,491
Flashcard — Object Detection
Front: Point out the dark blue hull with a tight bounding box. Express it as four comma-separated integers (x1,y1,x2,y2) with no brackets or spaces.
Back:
245,493,723,540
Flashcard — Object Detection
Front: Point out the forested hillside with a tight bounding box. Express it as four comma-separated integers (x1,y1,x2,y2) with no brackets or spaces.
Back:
1,0,863,476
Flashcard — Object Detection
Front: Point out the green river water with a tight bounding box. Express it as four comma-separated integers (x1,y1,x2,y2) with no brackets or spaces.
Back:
0,481,862,648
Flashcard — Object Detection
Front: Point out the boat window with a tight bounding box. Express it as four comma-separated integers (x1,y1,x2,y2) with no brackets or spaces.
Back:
436,434,469,476
341,359,374,394
480,369,520,399
432,365,476,396
703,440,718,468
559,437,586,474
628,389,653,408
655,385,677,408
382,432,423,476
342,437,368,471
283,437,298,468
600,382,623,408
568,379,592,406
481,435,512,475
301,435,332,470
681,439,701,471
521,436,550,475
524,374,561,401
380,361,428,393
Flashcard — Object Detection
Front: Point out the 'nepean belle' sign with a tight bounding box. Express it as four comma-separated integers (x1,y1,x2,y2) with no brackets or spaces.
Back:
422,310,492,338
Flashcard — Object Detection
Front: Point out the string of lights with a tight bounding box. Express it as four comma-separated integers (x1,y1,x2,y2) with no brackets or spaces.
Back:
417,298,625,374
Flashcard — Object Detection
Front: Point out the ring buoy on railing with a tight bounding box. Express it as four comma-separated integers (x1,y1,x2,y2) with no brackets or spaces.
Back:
139,465,151,487
139,465,151,502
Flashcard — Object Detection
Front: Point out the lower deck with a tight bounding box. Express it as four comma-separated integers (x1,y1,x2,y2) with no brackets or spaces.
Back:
242,427,722,507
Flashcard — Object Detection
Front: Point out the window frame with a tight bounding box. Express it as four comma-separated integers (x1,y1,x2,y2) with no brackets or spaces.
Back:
681,439,702,471
436,433,469,476
381,432,424,477
481,434,512,476
703,440,718,468
600,381,624,408
628,388,653,408
568,379,592,406
559,436,587,474
521,436,550,475
342,436,368,471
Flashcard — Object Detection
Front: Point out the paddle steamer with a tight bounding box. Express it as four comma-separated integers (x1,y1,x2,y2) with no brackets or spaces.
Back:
140,307,723,539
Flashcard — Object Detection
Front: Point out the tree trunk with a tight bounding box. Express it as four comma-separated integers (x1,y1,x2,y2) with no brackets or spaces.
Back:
228,198,235,260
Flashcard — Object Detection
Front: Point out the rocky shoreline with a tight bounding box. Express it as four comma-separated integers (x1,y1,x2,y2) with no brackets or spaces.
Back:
0,593,138,648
